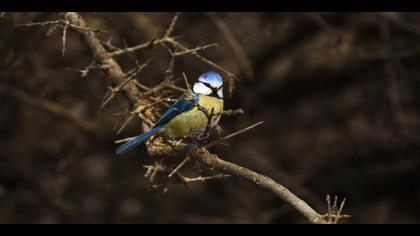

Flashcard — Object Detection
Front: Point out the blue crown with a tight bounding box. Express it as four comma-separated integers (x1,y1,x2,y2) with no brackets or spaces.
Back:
199,71,223,86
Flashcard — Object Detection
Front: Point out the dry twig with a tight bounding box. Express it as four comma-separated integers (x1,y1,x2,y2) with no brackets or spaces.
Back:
205,121,264,148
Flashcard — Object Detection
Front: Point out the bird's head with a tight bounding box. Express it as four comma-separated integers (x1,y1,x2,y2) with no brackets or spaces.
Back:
192,71,224,99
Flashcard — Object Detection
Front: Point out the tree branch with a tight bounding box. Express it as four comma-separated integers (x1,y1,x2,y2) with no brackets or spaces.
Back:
59,12,343,224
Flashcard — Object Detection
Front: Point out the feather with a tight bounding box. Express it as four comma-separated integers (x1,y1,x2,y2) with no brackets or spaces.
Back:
115,126,162,155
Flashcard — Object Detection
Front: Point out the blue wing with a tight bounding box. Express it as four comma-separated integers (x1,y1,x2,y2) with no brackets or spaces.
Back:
155,94,199,127
115,94,198,155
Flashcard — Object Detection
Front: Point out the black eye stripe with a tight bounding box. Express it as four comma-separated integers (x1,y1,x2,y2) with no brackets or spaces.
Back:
197,81,223,98
199,81,222,91
199,81,213,89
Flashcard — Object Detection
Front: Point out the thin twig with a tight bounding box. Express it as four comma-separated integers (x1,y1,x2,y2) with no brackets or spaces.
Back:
168,156,191,178
114,136,136,144
198,108,215,141
62,23,68,57
215,109,244,117
181,174,231,183
181,72,192,94
173,43,218,57
100,59,150,110
205,121,264,148
143,76,173,97
67,62,98,78
109,38,169,58
335,198,347,224
164,12,181,38
109,13,180,58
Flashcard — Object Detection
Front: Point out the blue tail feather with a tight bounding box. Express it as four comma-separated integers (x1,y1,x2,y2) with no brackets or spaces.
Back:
116,126,162,155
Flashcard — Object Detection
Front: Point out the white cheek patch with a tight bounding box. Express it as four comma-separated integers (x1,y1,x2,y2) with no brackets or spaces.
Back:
217,87,223,98
193,82,212,95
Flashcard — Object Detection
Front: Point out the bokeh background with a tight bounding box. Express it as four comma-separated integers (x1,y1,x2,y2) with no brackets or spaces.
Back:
1,12,420,224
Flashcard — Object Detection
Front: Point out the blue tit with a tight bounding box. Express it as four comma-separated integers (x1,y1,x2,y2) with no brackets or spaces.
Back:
116,71,224,155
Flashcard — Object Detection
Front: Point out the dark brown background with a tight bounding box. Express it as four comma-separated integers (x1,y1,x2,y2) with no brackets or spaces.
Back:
1,12,420,223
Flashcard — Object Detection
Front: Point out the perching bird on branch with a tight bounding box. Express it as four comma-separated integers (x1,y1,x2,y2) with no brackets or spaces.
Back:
116,71,224,155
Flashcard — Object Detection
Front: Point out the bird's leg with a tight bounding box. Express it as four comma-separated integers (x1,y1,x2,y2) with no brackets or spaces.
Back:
191,137,200,146
197,107,214,142
181,135,201,147
197,131,210,141
161,137,177,150
192,133,212,146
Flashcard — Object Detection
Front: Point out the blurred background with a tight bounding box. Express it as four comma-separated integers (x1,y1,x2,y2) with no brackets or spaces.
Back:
1,12,420,224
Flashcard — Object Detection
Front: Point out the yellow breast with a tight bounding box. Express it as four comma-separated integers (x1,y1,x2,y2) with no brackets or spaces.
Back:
161,95,223,138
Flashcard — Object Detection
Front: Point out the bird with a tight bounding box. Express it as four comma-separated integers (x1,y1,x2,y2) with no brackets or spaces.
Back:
116,71,224,155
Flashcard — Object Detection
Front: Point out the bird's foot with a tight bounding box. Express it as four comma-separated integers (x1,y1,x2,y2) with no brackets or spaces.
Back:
197,131,210,141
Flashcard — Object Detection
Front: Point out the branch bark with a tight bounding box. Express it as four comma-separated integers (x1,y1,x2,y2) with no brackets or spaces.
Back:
63,12,332,224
